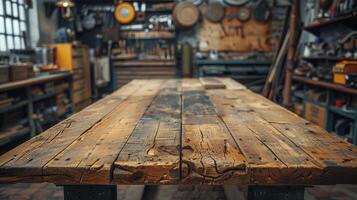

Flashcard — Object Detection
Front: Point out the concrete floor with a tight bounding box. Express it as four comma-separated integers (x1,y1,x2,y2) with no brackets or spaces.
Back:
0,183,356,200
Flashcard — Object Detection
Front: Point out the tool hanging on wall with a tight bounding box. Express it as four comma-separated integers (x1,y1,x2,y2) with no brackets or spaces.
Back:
237,7,251,22
182,0,204,6
223,0,249,6
82,13,97,30
252,0,272,22
135,2,146,22
173,2,200,29
114,2,136,24
204,2,225,23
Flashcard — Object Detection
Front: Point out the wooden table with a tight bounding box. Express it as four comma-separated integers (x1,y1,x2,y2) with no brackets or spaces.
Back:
0,78,357,200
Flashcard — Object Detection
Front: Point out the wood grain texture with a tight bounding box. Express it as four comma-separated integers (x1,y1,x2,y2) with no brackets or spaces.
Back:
181,79,248,184
113,80,181,184
0,80,151,184
44,80,164,184
0,78,357,185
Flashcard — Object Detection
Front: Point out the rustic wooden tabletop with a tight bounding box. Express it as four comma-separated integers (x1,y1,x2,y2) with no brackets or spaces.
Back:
0,78,356,189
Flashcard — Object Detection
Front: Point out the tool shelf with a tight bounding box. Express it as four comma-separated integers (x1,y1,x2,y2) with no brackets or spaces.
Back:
304,9,357,36
301,56,357,63
0,72,73,149
292,75,357,145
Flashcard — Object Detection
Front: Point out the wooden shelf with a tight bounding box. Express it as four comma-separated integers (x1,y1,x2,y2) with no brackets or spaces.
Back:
194,59,272,65
0,72,72,93
32,93,56,102
293,75,357,95
0,100,28,114
113,60,176,67
0,127,30,147
304,10,357,35
302,56,357,62
329,106,356,120
120,31,175,39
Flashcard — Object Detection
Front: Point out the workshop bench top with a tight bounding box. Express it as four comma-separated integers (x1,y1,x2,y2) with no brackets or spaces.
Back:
0,78,357,185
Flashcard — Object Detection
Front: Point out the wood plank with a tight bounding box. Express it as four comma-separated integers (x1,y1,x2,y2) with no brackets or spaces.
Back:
0,73,71,93
218,78,247,90
181,79,248,184
199,78,226,89
0,78,357,186
43,80,165,184
210,89,357,184
113,80,181,184
272,122,357,184
0,80,148,184
207,90,322,184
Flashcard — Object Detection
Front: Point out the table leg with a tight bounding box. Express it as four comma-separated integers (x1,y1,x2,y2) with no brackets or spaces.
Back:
247,186,305,200
63,185,117,200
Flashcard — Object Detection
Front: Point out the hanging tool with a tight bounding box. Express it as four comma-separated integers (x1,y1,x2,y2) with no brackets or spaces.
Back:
253,0,271,22
237,7,251,22
114,2,136,24
82,13,96,30
173,2,200,29
137,2,146,22
204,2,225,23
183,0,204,6
223,0,249,6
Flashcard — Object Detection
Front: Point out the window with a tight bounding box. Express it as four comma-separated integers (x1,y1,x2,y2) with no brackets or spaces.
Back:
0,0,28,52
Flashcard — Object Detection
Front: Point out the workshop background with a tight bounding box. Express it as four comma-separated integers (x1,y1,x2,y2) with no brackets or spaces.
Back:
0,0,357,199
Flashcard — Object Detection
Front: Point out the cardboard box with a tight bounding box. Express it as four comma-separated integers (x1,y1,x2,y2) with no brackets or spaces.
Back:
305,102,327,128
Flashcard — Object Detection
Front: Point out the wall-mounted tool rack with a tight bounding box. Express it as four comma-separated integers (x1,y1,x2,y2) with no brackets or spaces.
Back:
111,0,178,89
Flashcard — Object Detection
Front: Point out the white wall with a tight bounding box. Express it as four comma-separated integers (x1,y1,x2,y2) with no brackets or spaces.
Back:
28,0,58,47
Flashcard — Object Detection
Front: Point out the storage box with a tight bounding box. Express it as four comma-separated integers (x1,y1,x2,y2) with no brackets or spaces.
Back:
0,65,9,84
305,102,327,128
9,64,33,81
333,61,357,85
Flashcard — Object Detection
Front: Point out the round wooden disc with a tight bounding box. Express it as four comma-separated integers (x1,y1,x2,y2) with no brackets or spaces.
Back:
114,2,136,24
173,2,200,28
204,3,225,23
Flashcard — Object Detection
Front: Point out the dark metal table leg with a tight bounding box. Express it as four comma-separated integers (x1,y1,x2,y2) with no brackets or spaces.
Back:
63,185,117,200
248,186,305,200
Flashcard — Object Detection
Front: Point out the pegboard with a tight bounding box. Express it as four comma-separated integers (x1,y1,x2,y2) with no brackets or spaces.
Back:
197,6,272,52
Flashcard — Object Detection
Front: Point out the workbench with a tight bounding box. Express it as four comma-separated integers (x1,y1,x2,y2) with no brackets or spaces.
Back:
0,78,356,200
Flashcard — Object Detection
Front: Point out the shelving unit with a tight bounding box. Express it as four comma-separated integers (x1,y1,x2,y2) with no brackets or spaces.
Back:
111,60,177,89
293,7,357,145
293,76,357,95
111,1,178,89
304,9,357,36
293,75,357,145
293,77,357,145
302,56,357,63
52,44,92,112
0,72,73,148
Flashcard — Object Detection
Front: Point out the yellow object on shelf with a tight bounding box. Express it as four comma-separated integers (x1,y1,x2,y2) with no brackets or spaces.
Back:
51,43,92,112
114,2,136,24
333,61,357,85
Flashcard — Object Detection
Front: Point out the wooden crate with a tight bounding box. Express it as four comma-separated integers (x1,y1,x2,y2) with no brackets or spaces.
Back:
0,65,9,84
305,102,327,128
9,64,33,81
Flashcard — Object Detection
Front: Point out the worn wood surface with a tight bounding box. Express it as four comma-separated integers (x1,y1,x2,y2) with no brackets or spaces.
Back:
0,78,356,185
